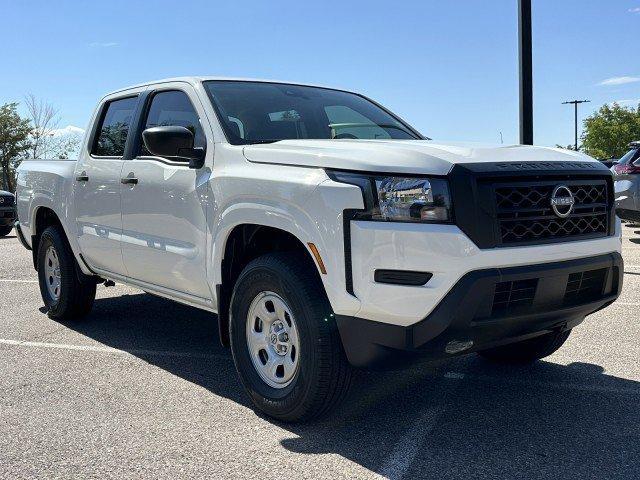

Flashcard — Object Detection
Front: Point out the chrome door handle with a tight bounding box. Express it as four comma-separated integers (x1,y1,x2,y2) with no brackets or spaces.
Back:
121,177,138,185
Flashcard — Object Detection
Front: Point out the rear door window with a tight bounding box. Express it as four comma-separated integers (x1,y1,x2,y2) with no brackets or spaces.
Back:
92,96,138,157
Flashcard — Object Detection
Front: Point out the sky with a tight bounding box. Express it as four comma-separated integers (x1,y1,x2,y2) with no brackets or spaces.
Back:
0,0,638,148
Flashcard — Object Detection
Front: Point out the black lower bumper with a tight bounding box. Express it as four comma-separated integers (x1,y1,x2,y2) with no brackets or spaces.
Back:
336,252,623,368
616,208,640,223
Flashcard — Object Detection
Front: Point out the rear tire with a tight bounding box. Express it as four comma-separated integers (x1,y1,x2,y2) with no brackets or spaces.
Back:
229,252,352,422
478,329,571,364
37,225,96,320
0,225,12,237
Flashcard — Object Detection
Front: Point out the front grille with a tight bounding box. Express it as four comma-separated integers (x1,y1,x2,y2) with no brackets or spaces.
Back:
0,196,14,207
492,278,538,315
494,182,609,245
564,268,607,306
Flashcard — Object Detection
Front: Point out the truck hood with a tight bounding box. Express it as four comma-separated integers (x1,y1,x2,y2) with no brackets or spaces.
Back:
243,139,598,175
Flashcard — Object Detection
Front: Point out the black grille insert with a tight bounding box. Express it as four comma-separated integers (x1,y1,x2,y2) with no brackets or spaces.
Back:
564,268,607,306
494,182,608,245
492,278,538,315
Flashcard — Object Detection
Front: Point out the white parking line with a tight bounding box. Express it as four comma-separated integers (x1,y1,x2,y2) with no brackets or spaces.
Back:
377,372,465,480
0,338,230,360
378,406,444,480
444,370,640,396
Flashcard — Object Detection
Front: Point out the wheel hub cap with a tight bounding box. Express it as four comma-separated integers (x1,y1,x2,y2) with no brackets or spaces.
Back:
246,292,300,389
44,246,61,301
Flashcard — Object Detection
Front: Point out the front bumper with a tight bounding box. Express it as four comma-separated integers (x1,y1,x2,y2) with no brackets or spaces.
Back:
337,252,623,368
0,206,15,227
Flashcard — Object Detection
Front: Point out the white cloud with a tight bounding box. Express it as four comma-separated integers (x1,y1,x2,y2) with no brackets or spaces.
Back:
598,76,640,86
613,99,640,107
629,7,640,13
50,125,85,137
88,42,118,48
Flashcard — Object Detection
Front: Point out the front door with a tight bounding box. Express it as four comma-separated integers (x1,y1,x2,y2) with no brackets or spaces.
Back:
120,86,211,299
74,95,139,276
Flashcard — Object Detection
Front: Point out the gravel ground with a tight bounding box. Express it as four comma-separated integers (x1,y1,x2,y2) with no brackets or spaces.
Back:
1,224,639,479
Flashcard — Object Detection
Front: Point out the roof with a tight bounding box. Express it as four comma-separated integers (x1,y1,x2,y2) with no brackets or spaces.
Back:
104,76,356,98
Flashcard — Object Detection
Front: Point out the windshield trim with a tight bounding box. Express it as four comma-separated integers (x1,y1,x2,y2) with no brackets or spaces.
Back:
202,80,427,145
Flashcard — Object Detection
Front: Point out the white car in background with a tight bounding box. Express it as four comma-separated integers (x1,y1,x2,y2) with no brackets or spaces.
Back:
613,142,640,222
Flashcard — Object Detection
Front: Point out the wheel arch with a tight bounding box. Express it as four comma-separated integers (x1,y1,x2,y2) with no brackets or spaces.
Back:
214,220,326,347
30,206,93,282
31,206,65,270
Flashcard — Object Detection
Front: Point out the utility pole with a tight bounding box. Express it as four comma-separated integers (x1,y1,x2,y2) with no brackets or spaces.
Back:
519,0,533,145
561,99,590,150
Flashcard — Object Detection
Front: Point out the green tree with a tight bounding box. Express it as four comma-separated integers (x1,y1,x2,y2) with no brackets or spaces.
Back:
0,103,33,192
581,103,640,159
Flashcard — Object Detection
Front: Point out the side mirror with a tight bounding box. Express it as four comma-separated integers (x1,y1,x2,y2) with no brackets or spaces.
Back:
142,126,205,169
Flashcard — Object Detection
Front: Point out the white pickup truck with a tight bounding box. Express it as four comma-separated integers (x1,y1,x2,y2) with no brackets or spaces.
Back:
16,77,623,421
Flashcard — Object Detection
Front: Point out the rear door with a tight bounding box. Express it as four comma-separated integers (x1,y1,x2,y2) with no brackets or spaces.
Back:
120,84,212,300
74,94,141,276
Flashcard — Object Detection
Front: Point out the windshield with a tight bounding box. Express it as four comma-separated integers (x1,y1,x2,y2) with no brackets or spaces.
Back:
203,81,422,145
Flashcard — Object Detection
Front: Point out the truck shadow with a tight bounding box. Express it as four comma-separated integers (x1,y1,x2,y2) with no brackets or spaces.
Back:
58,292,640,479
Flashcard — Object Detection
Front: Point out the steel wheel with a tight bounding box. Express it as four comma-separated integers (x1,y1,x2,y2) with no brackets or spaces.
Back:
246,291,300,389
44,245,62,301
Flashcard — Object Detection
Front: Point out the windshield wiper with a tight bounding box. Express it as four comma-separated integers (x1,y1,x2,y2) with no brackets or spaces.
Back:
246,139,283,144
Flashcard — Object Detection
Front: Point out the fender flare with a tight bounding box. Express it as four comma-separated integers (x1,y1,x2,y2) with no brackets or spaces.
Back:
30,199,92,276
210,202,325,287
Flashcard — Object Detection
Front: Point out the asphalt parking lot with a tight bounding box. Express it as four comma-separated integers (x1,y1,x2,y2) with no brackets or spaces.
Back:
1,225,639,480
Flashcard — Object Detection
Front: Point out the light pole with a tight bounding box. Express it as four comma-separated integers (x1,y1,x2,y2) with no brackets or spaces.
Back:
562,99,590,150
519,0,533,145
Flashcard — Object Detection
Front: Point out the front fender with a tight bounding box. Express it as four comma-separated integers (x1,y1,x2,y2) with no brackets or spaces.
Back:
210,179,363,317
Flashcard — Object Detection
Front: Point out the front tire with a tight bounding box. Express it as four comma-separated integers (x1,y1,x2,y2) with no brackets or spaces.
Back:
229,253,352,422
37,226,96,320
0,225,13,237
478,329,571,364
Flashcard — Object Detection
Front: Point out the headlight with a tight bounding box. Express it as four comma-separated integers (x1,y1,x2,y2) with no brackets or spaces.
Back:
329,172,452,223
